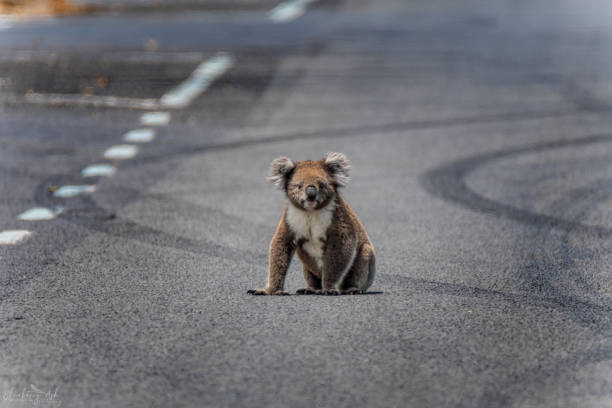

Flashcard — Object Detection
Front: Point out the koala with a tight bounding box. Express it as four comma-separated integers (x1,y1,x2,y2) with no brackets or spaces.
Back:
248,152,375,296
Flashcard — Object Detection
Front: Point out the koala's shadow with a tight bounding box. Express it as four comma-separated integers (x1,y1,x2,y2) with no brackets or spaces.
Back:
247,290,385,296
297,291,385,296
292,291,385,296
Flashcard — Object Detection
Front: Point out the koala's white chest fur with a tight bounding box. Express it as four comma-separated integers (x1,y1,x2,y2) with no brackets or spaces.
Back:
286,200,336,269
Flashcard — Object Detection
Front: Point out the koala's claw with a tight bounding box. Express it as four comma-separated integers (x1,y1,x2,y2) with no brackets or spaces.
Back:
321,288,341,296
247,289,290,296
296,288,319,295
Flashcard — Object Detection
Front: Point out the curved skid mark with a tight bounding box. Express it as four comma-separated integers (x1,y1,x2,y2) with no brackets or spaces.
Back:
420,133,612,238
123,109,598,167
518,181,612,297
33,175,266,263
385,273,611,331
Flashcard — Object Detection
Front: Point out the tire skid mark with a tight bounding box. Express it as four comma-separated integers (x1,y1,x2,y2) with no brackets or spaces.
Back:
382,273,611,331
33,176,267,263
383,273,611,407
420,133,612,238
518,181,612,299
120,108,609,167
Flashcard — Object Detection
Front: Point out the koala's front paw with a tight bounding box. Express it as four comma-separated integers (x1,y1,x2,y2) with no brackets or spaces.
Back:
344,288,364,295
321,288,341,296
247,289,289,296
296,288,320,295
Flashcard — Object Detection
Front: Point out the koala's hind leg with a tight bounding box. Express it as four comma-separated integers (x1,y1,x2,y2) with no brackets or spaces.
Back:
296,267,322,295
340,244,375,294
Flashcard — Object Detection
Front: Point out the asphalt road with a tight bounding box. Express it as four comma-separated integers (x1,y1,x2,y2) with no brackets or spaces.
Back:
1,1,611,407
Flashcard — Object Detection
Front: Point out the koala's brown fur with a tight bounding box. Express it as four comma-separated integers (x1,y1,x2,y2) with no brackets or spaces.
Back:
248,152,375,296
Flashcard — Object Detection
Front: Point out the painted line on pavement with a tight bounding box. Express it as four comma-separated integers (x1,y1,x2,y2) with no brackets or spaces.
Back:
160,53,234,109
24,93,160,110
18,207,62,221
268,0,315,22
0,51,208,64
82,164,116,177
140,112,171,126
123,128,155,143
12,51,231,244
0,17,12,31
104,145,138,160
0,230,32,245
53,185,96,198
21,53,233,110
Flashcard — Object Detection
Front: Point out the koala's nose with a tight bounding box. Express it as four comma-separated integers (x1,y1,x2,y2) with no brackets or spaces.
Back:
305,185,317,201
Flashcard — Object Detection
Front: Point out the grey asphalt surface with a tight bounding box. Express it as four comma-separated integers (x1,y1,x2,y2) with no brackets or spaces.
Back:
1,0,611,407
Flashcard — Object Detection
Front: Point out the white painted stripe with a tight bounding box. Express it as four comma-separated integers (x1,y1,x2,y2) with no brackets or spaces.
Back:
140,112,171,126
103,145,138,160
160,53,234,108
24,93,159,110
18,207,62,221
0,51,207,64
123,128,155,143
82,164,116,177
0,17,12,31
268,0,315,22
53,185,96,198
0,230,32,245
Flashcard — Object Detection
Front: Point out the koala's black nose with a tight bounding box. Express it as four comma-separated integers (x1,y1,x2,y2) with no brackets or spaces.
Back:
306,185,317,201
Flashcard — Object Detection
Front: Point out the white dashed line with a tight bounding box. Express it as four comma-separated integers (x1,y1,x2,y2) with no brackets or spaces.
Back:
0,17,12,31
104,145,138,160
268,0,315,22
21,53,232,110
18,207,62,221
140,112,171,126
82,164,116,177
0,230,32,245
53,185,96,198
24,93,160,110
123,128,155,143
160,53,234,109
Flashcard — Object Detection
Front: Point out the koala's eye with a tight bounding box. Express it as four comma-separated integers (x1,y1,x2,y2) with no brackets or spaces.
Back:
318,181,325,189
292,182,303,189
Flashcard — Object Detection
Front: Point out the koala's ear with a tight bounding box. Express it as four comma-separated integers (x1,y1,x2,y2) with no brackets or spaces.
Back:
267,157,296,190
324,152,351,187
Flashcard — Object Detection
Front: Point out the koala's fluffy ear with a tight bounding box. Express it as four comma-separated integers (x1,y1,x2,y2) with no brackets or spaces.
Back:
324,152,351,187
267,157,296,190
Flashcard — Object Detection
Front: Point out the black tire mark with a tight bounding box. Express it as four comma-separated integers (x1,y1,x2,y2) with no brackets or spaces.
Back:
33,176,267,263
124,108,602,167
383,273,611,331
420,132,612,238
518,181,612,297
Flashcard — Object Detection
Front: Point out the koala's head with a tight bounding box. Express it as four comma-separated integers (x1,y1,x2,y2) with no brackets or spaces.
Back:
267,152,351,211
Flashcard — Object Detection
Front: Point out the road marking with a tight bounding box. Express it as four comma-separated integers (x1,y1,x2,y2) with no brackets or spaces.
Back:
160,53,234,108
21,53,233,110
18,207,62,221
268,0,315,22
0,17,12,31
123,128,155,143
104,145,138,160
140,112,171,126
53,185,96,198
0,51,208,64
0,230,32,245
82,164,116,177
24,93,160,110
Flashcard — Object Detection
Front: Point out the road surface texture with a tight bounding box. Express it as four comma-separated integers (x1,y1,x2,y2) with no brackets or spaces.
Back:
0,0,611,407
